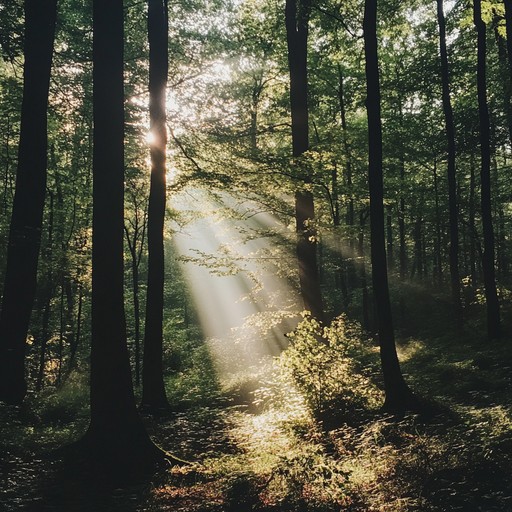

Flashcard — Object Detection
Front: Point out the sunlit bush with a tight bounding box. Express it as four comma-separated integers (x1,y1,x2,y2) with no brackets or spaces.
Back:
279,313,382,425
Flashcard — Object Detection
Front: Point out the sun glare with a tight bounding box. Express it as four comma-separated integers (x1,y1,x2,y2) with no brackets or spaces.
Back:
145,130,156,145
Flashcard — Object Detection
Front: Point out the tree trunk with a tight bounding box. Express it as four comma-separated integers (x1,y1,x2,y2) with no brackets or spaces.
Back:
474,0,501,340
0,0,57,405
80,0,165,470
132,255,142,387
363,0,415,411
285,0,324,322
433,160,443,286
493,24,512,146
437,0,462,324
469,151,477,287
63,283,83,383
386,204,394,271
142,0,170,411
504,0,512,81
359,211,370,331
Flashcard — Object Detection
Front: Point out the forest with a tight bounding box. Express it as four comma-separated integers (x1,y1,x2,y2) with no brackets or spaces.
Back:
1,0,512,510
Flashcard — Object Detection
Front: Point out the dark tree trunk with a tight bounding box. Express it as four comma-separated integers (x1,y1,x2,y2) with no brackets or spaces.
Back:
398,161,407,280
36,190,54,391
0,0,57,404
338,67,357,292
285,0,324,322
505,0,512,80
493,24,512,146
124,189,147,388
36,299,51,392
433,161,443,286
142,0,170,411
80,0,165,469
63,283,83,383
132,255,142,387
469,151,477,287
386,204,394,270
363,0,414,411
474,0,501,340
437,0,462,324
411,216,423,279
359,211,370,331
331,163,349,309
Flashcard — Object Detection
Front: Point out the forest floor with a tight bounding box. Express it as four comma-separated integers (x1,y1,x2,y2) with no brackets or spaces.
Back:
1,304,512,511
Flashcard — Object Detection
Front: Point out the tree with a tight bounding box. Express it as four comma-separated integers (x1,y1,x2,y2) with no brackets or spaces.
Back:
363,0,415,411
79,0,164,468
142,0,171,411
504,0,512,80
285,0,324,322
474,0,501,340
124,174,148,388
437,0,462,325
0,0,58,404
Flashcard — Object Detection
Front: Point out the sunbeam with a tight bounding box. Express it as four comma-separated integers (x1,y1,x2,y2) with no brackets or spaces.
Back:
171,188,300,377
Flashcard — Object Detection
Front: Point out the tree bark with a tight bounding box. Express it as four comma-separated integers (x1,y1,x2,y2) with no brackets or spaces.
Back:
363,0,415,411
285,0,324,322
0,0,58,404
474,0,501,340
437,0,462,324
142,0,170,411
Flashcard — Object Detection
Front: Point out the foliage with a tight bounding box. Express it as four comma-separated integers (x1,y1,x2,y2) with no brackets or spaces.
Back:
279,313,382,423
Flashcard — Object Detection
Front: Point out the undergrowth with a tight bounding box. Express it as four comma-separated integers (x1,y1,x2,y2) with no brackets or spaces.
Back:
1,310,512,511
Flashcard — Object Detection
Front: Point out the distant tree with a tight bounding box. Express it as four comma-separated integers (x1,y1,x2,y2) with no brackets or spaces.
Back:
80,0,164,467
363,0,415,411
437,0,462,325
0,0,58,405
474,0,501,340
285,0,324,322
124,174,148,388
142,0,170,411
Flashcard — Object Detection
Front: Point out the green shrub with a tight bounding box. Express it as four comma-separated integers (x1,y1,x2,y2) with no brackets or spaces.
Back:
279,314,382,425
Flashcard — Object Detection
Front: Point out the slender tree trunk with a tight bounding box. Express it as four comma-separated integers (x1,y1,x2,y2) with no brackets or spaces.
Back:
386,204,394,271
80,0,164,469
433,161,443,286
412,216,423,279
359,211,370,331
0,0,58,405
474,0,501,339
57,280,65,385
36,299,51,392
2,114,12,215
142,0,170,411
469,151,477,287
398,161,407,280
338,68,355,298
132,255,142,387
331,163,349,309
63,283,83,382
364,0,415,411
504,0,512,80
437,0,462,324
494,24,512,146
285,0,324,322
